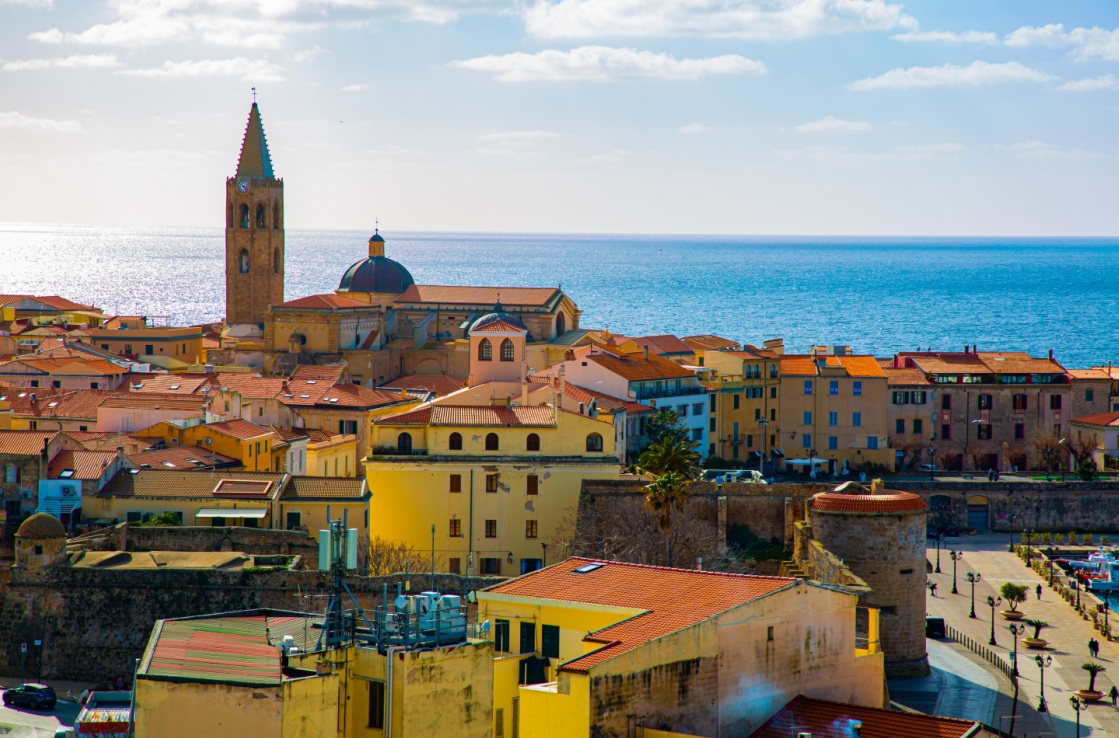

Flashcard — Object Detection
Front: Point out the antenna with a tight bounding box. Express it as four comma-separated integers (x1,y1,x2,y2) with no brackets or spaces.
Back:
315,507,373,651
252,86,257,103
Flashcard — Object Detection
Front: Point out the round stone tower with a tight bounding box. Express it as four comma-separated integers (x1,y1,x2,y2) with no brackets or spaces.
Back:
15,513,69,570
808,486,929,678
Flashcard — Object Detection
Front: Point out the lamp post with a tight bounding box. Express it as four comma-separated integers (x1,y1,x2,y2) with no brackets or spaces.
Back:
1070,695,1088,738
759,419,769,477
967,571,981,618
950,550,962,595
1008,622,1026,678
934,533,943,574
541,542,548,569
1036,654,1053,713
1007,514,1016,553
987,595,1002,645
1024,529,1032,563
1072,577,1081,609
927,440,936,479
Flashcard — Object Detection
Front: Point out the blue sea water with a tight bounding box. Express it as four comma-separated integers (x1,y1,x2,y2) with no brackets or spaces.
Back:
1,222,1117,368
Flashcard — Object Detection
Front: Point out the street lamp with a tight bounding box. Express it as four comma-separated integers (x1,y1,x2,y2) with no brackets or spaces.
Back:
1070,695,1088,738
967,571,981,619
759,419,769,477
950,550,962,595
926,440,937,479
1008,622,1026,677
1036,654,1053,713
986,595,1002,646
541,542,549,569
1072,577,1081,610
1007,514,1016,553
934,533,943,574
1024,529,1032,563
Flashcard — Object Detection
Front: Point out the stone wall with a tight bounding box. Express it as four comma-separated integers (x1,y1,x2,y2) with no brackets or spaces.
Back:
590,658,718,738
0,564,500,681
103,523,319,559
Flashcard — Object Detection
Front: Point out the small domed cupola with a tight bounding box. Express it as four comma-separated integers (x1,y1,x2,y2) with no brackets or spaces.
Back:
469,301,528,333
337,228,415,296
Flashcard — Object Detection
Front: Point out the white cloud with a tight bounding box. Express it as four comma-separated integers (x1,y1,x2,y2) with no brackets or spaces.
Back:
117,57,284,82
1005,24,1119,62
892,30,998,45
850,61,1054,91
993,140,1108,161
577,148,633,163
1060,74,1119,92
0,111,81,132
476,129,562,155
1,0,53,7
795,115,872,133
2,54,121,71
679,123,711,134
341,83,369,92
453,46,766,82
523,0,915,40
293,45,329,63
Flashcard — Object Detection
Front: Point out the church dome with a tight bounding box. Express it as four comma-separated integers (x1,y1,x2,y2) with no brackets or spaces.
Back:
469,302,527,333
16,513,66,539
337,229,414,295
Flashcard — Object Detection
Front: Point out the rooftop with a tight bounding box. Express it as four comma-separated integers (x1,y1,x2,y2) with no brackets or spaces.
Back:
47,450,120,480
127,445,239,471
378,404,557,428
99,470,286,500
811,490,928,514
284,476,368,501
204,418,274,441
1072,410,1119,428
585,351,696,382
395,284,562,308
682,334,741,352
380,374,465,396
748,695,982,738
486,557,796,673
780,355,887,378
628,334,693,356
0,429,58,456
272,293,372,311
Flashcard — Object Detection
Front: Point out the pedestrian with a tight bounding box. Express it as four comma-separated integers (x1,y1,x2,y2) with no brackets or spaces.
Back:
1110,684,1118,706
930,582,938,598
1037,583,1043,600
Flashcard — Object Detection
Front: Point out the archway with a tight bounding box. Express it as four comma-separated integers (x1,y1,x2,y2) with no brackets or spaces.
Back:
966,495,989,532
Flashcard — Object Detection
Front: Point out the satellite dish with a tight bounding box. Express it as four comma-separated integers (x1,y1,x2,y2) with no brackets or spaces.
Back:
466,591,477,603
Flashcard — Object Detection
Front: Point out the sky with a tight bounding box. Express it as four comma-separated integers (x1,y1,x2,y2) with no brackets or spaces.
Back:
1,0,1118,236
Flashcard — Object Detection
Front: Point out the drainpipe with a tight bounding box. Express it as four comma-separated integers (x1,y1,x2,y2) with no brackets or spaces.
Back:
385,646,400,737
468,469,475,575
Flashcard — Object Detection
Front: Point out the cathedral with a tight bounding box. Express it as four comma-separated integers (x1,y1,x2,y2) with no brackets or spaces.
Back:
217,101,582,386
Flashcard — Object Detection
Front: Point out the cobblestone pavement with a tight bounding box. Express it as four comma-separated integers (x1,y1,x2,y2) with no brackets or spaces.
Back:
926,533,1119,737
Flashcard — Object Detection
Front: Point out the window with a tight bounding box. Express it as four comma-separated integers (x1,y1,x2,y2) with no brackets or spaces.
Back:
542,625,560,659
239,204,250,229
1012,394,1027,411
803,411,812,426
485,433,499,451
691,428,702,442
978,394,992,410
754,408,761,421
586,433,603,452
767,626,774,642
867,436,879,450
478,338,493,361
803,380,813,395
892,391,908,405
1087,389,1095,402
746,434,753,448
286,512,301,530
941,423,951,440
449,558,461,574
896,419,905,435
340,420,358,434
911,391,927,405
500,338,515,362
449,519,462,537
732,422,739,440
521,558,542,574
239,248,249,272
802,434,812,449
126,511,143,524
1014,423,1025,440
709,417,716,432
853,381,862,396
482,557,501,575
852,412,862,427
829,436,838,450
676,405,687,417
556,312,566,335
256,204,266,228
692,403,704,415
366,681,385,729
942,394,952,410
485,520,497,538
829,380,839,395
732,446,739,459
520,622,536,653
52,380,61,389
273,248,281,273
449,432,463,450
733,395,740,410
527,475,538,495
526,433,540,452
397,432,412,454
145,344,154,355
1049,394,1062,410
977,423,992,440
709,395,716,412
770,407,777,420
828,411,839,426
525,520,538,538
494,619,510,652
770,387,777,399
486,473,498,493
449,474,462,493
913,419,923,435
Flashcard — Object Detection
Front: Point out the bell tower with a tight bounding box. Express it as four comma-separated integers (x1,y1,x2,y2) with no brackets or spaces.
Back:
225,101,284,327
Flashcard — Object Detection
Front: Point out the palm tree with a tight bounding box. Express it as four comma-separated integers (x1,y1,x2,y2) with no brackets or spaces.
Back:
643,470,689,566
638,436,701,479
1024,618,1049,640
1083,662,1107,693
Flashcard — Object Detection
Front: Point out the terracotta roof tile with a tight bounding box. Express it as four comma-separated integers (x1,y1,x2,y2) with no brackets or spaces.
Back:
48,450,120,480
379,405,557,427
682,335,740,352
215,373,287,400
585,352,696,382
1068,368,1111,380
395,284,561,307
811,491,928,514
0,430,58,456
884,367,933,386
284,477,368,501
290,365,346,382
749,695,981,738
127,445,239,471
779,356,818,376
123,373,216,394
565,384,652,414
380,374,465,396
487,557,796,673
471,318,529,333
977,351,1065,374
0,356,127,376
67,432,154,454
205,419,274,441
272,294,372,310
100,470,285,499
780,355,886,378
99,395,209,412
629,335,693,356
1072,411,1119,427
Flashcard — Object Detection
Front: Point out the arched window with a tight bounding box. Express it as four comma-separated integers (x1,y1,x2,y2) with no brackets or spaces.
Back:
586,433,603,452
485,433,499,451
239,204,250,229
500,338,515,362
478,338,492,362
273,202,281,230
753,365,761,378
256,204,266,228
449,432,463,450
397,432,412,455
770,364,778,378
526,433,540,452
239,249,250,273
273,248,281,274
556,312,566,336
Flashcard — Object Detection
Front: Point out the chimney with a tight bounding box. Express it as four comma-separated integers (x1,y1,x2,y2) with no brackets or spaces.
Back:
642,346,649,361
1048,348,1054,360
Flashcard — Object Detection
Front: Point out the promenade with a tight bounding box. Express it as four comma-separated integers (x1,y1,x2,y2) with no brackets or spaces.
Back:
926,533,1119,737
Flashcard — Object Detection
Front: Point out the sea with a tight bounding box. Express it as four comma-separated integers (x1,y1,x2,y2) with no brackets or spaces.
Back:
1,222,1117,368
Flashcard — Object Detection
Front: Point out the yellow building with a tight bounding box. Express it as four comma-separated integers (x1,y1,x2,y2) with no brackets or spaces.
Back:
88,469,286,527
262,293,383,380
280,476,369,537
137,418,279,472
778,353,894,473
86,320,204,365
702,345,782,465
478,557,885,738
367,404,622,576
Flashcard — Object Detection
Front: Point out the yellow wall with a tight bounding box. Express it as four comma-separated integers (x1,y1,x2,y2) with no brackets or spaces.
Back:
282,672,340,738
518,674,591,738
779,371,893,470
306,435,359,478
703,352,780,463
87,327,204,362
183,424,275,472
85,494,275,527
280,500,367,539
135,679,281,738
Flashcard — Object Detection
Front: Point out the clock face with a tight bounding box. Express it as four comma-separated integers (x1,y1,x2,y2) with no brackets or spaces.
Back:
237,179,250,193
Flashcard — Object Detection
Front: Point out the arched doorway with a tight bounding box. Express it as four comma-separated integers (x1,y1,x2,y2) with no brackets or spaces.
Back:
966,495,989,532
397,433,412,455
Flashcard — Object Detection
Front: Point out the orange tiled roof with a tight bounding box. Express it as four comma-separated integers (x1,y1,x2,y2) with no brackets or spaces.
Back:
811,491,928,514
284,477,367,501
565,383,653,415
99,470,286,499
780,355,885,378
8,389,117,420
380,374,466,396
884,367,932,386
585,352,695,382
281,381,406,409
907,354,990,375
205,419,274,441
682,335,740,352
1068,368,1112,380
66,432,154,454
48,450,119,480
127,445,239,470
395,285,560,307
379,405,557,427
486,557,796,673
0,356,127,376
215,373,288,400
629,335,693,356
977,351,1065,374
272,294,372,310
0,295,96,311
123,373,216,394
290,365,346,382
779,356,818,376
0,430,58,456
99,395,209,412
264,426,309,443
471,319,528,333
749,695,981,738
1072,411,1119,428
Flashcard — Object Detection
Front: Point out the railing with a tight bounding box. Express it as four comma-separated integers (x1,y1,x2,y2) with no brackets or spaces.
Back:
854,637,881,655
944,624,1015,681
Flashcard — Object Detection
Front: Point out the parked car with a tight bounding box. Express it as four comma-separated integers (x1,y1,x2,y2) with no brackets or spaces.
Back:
942,523,960,537
925,616,946,638
918,464,941,472
3,683,57,710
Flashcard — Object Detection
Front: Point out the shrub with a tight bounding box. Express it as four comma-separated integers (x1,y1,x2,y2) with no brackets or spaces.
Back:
1000,583,1029,612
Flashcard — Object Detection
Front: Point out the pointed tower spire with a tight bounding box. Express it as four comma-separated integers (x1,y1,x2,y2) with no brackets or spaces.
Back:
236,102,275,178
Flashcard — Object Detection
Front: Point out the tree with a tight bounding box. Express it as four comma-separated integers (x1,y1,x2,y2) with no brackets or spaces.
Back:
1083,662,1107,693
895,435,927,470
1000,582,1028,613
643,408,688,449
366,536,439,577
638,436,702,480
1067,433,1099,467
1024,618,1049,640
643,470,690,566
1031,431,1062,475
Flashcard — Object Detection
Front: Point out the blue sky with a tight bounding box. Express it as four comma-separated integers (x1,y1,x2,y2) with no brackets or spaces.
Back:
1,0,1118,235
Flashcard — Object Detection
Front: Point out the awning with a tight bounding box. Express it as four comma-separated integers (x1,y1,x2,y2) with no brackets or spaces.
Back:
195,508,268,519
785,457,830,467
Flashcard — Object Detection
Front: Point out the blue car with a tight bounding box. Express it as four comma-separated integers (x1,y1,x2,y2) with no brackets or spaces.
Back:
3,683,56,710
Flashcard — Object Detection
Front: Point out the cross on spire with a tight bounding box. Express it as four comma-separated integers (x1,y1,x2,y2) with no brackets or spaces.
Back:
252,86,257,103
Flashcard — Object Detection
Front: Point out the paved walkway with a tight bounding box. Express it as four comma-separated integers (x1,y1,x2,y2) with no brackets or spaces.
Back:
927,534,1119,737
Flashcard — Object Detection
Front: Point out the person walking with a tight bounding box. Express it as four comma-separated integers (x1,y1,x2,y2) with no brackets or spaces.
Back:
1110,684,1118,706
930,582,938,598
1036,583,1043,600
